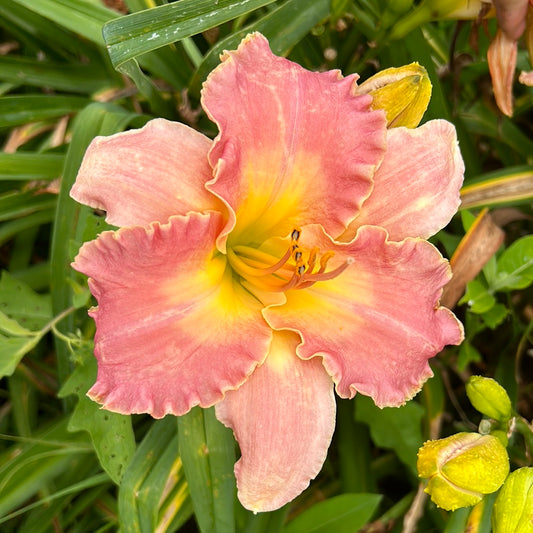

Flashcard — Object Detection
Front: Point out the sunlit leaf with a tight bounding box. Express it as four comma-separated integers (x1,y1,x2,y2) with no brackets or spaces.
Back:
103,0,278,68
459,279,496,314
493,235,533,291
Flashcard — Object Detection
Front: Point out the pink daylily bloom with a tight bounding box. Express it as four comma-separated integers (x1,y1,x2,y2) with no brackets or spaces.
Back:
71,33,464,512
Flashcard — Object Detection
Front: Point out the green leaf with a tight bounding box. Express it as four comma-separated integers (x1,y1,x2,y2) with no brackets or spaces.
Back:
119,418,193,533
0,418,91,518
0,0,97,58
0,273,56,377
283,493,382,533
460,103,533,160
103,0,278,69
0,333,42,377
331,0,353,19
0,192,57,222
11,0,118,46
457,341,482,371
0,56,115,94
492,235,533,291
58,355,135,484
0,271,52,330
0,310,34,336
0,153,64,181
189,0,330,95
0,209,56,248
178,406,236,533
459,279,496,314
481,303,508,330
0,95,88,128
421,371,445,434
355,395,424,474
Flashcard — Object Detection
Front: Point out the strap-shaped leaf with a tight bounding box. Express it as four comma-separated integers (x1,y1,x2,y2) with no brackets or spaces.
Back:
103,0,278,69
178,407,236,533
188,0,330,95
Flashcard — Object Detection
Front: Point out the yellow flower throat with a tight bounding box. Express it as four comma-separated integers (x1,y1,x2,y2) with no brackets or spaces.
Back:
226,228,353,292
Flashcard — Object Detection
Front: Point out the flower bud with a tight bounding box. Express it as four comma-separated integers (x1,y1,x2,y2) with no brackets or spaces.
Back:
492,467,533,533
418,432,509,511
356,63,432,128
466,376,512,422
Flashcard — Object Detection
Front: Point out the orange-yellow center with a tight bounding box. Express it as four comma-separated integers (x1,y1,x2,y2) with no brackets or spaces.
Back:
226,228,352,292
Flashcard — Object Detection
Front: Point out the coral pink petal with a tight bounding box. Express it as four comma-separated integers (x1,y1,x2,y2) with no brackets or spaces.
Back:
72,212,272,418
70,119,221,227
215,331,335,512
264,225,463,408
342,120,464,241
488,29,517,117
201,32,386,246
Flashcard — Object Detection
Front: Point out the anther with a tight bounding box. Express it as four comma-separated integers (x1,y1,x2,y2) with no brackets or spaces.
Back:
291,228,301,242
294,250,302,262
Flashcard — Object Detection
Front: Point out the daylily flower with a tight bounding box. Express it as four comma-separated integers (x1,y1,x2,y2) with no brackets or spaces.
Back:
71,33,464,512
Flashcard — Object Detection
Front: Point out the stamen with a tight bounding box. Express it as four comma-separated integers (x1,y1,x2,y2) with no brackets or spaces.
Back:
228,227,353,293
317,251,335,273
227,247,292,278
306,247,319,273
298,257,354,288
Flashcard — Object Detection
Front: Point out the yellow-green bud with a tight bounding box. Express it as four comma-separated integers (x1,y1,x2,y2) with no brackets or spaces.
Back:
418,432,510,511
356,63,432,128
466,376,513,422
492,467,533,533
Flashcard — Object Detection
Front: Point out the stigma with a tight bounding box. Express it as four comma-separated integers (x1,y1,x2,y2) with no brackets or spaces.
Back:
227,228,353,292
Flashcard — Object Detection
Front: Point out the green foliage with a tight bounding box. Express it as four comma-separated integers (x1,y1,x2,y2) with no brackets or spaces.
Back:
59,355,136,484
356,394,425,474
1,0,532,531
177,407,236,533
283,493,382,533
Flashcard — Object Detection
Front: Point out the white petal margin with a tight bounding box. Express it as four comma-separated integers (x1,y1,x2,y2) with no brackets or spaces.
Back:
215,331,336,512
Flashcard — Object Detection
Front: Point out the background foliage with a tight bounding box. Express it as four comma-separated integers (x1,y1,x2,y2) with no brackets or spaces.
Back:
0,0,532,531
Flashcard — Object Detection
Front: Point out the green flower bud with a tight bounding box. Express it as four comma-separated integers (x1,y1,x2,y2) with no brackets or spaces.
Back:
466,376,513,422
356,63,432,128
418,432,510,511
492,467,533,533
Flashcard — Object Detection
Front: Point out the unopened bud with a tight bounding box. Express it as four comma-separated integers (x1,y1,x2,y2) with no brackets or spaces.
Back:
418,432,509,511
492,467,533,533
356,63,432,128
466,376,512,422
